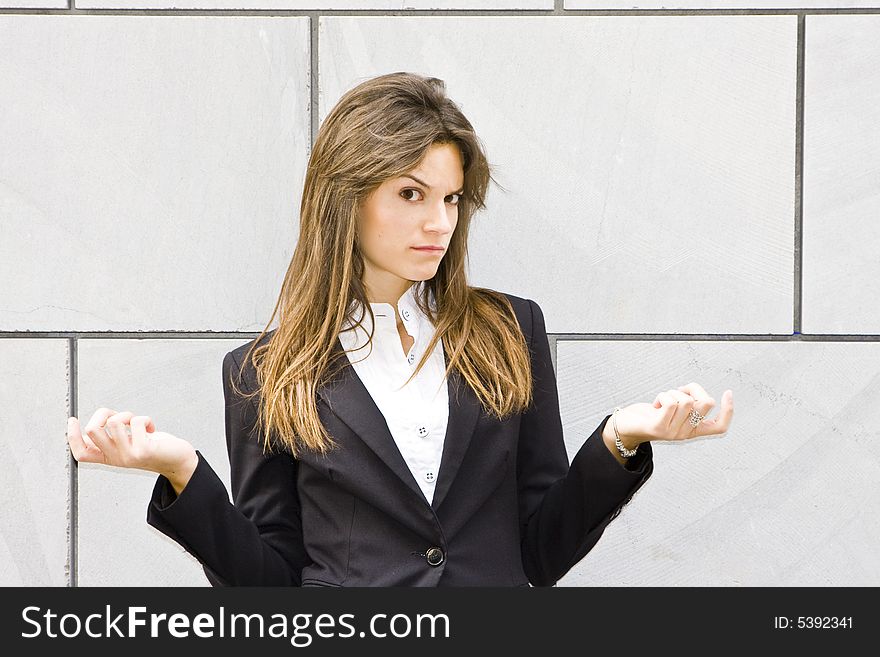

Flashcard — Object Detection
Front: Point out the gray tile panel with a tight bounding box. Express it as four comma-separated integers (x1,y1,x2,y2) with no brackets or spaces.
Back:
0,15,309,332
321,15,797,334
76,339,242,586
802,15,880,334
0,339,69,586
556,339,880,585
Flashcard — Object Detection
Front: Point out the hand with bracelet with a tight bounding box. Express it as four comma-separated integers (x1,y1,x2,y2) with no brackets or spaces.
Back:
601,382,735,465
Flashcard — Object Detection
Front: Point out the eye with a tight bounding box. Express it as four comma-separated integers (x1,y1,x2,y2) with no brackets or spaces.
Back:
400,188,424,202
447,193,462,206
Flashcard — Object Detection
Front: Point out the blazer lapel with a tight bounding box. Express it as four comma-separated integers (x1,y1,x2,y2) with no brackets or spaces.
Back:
316,337,481,512
431,365,481,511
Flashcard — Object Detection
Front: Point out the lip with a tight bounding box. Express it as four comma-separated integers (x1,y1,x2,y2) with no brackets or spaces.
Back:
411,246,445,252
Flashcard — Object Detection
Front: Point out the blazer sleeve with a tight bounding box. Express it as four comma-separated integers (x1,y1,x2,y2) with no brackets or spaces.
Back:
518,298,654,587
145,349,310,586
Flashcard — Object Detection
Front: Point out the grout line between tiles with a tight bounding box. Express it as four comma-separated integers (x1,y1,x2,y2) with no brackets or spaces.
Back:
794,14,805,336
310,12,319,147
4,332,878,341
67,336,78,587
2,8,880,17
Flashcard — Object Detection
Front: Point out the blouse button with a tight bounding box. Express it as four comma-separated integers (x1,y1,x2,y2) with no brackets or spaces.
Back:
402,309,411,321
407,353,415,364
425,471,435,483
417,426,429,438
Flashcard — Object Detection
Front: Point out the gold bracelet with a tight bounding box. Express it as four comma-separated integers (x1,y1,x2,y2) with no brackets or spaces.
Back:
612,407,638,458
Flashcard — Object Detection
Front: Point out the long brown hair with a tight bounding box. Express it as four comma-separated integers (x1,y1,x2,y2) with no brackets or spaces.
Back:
232,71,533,458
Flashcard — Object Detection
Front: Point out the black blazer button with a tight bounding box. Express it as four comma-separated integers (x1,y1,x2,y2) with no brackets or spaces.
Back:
425,547,445,567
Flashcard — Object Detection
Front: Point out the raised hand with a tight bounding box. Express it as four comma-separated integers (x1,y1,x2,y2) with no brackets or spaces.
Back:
67,408,198,494
613,383,734,446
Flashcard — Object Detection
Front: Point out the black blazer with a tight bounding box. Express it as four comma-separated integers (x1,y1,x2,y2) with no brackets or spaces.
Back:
146,292,653,587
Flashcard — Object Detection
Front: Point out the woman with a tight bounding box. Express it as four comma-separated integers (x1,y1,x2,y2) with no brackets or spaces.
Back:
67,72,734,587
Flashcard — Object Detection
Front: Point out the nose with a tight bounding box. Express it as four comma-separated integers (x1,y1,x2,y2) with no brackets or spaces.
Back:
423,200,456,236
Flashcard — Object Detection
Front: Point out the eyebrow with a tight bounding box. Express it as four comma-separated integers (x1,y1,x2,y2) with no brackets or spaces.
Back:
401,174,465,195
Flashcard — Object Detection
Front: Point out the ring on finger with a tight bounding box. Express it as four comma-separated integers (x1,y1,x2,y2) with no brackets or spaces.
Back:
687,409,705,427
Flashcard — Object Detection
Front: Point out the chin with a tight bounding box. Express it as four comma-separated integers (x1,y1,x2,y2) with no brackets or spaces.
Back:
415,268,441,281
402,265,438,279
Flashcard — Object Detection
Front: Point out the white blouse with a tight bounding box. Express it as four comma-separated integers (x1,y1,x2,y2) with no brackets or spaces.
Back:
338,281,449,505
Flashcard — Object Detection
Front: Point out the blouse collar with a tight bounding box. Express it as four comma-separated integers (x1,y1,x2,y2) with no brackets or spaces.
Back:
342,281,435,334
369,280,421,321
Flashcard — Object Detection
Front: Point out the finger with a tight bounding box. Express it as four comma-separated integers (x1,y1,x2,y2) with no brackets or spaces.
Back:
668,389,693,403
67,416,105,464
667,390,696,434
676,384,716,431
84,408,119,455
655,391,679,429
105,411,136,445
677,382,713,405
66,417,88,458
114,412,154,433
695,389,734,436
130,415,155,443
79,425,99,450
86,407,118,433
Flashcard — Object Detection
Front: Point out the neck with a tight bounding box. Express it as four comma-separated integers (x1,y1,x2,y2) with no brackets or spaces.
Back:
365,280,416,306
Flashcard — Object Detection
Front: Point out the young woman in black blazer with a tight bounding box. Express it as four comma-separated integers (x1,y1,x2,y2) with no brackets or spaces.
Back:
67,72,734,587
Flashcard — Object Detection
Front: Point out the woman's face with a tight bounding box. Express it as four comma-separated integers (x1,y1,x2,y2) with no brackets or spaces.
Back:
357,142,464,300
